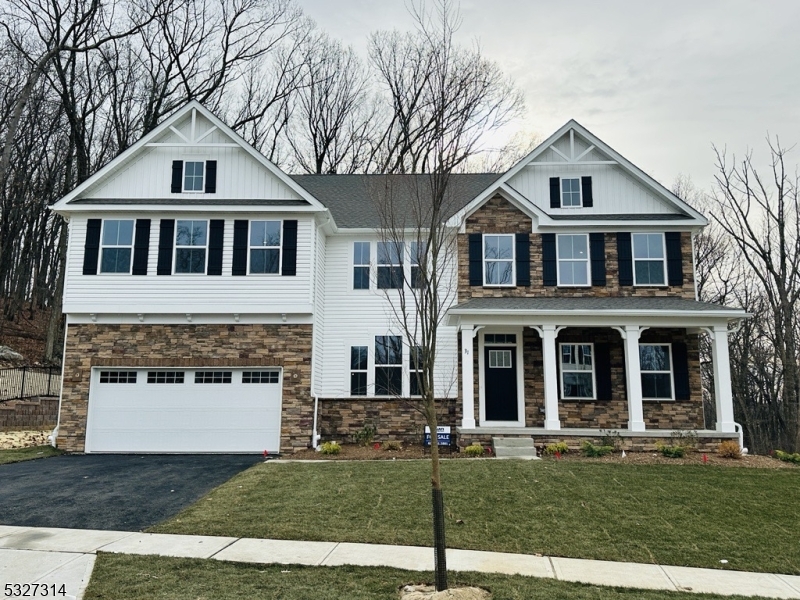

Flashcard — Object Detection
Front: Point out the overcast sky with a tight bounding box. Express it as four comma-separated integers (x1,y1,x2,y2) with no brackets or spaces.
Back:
298,0,800,192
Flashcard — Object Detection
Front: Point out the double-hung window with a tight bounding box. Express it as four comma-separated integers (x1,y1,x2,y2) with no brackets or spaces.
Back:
561,178,581,207
183,161,205,192
377,242,404,289
353,242,370,289
410,241,425,289
410,345,423,396
632,233,666,285
557,234,589,286
249,220,281,274
640,344,673,399
350,346,368,396
560,343,594,399
174,220,208,273
375,335,402,396
483,234,514,286
100,219,134,273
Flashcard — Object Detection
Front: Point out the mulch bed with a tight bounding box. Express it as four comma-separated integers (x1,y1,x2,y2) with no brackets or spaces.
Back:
288,443,795,468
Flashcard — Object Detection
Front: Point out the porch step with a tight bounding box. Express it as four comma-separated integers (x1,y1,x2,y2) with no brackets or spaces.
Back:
492,437,539,459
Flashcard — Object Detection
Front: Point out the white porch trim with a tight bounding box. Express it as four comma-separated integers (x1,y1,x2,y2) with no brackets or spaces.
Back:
711,324,737,433
460,326,476,429
456,426,739,439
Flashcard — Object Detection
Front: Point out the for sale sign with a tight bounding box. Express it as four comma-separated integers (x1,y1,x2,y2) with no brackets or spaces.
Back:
423,426,451,446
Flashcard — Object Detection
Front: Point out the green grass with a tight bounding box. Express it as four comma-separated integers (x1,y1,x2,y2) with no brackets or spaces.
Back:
0,445,61,465
84,554,770,600
150,460,800,575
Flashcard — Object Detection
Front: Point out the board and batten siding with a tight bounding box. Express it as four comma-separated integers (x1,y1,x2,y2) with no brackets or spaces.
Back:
508,163,677,217
63,213,314,314
317,234,458,399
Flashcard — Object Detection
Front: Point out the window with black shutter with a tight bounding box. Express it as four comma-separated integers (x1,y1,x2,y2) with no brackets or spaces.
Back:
468,233,482,285
206,219,224,275
281,219,298,276
132,219,151,275
515,233,530,286
589,232,606,286
616,232,633,286
665,232,684,286
82,219,102,275
542,233,557,286
156,219,175,275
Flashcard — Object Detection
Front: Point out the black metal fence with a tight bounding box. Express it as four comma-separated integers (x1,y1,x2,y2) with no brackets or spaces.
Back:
0,366,60,402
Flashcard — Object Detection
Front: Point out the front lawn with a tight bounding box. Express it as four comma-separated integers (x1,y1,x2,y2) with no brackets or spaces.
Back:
84,554,768,600
0,444,62,465
150,460,800,575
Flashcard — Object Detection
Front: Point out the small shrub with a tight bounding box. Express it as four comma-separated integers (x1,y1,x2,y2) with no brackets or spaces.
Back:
382,440,402,452
320,441,341,455
544,442,569,455
464,443,485,457
658,444,685,458
718,440,742,459
775,449,800,464
354,424,376,447
669,430,698,450
599,429,622,451
580,441,614,457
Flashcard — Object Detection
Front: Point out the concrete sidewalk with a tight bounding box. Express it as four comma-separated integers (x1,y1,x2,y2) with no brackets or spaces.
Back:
1,525,799,600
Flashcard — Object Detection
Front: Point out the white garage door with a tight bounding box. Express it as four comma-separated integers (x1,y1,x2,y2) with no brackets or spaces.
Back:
85,367,282,453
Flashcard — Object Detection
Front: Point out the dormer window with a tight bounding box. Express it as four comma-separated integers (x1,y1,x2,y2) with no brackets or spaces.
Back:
561,178,582,207
183,161,205,192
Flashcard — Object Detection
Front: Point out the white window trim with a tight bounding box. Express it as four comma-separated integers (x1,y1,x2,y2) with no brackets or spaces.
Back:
374,334,403,397
560,176,583,209
632,232,668,287
99,219,134,275
247,220,283,276
559,342,597,400
477,329,525,427
352,240,371,291
640,343,675,401
182,160,206,193
482,233,516,287
556,233,591,287
376,241,405,290
349,345,369,396
409,344,423,397
173,219,209,275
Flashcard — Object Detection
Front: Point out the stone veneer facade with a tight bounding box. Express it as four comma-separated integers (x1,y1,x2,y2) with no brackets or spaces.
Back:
457,195,696,302
58,323,313,453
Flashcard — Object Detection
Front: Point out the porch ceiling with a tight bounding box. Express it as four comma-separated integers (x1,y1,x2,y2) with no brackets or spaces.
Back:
446,296,748,328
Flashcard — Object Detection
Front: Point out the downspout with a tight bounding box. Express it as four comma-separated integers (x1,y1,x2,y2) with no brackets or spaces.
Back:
312,395,320,450
49,313,70,448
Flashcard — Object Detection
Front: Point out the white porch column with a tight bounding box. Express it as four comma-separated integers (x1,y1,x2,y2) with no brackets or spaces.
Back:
460,326,476,429
711,325,736,433
622,325,646,432
541,325,561,430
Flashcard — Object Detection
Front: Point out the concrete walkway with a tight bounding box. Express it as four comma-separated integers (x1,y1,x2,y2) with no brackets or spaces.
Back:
1,525,799,600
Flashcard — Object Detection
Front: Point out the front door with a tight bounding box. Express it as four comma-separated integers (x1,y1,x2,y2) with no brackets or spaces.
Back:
484,346,518,421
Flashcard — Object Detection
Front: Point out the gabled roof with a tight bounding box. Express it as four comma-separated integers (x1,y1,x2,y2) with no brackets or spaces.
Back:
291,173,501,229
51,101,326,213
448,119,708,229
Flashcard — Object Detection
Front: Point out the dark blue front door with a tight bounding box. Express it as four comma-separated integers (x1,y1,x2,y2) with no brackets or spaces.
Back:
484,346,518,421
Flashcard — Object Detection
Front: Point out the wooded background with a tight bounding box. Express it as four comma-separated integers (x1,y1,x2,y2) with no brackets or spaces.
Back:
0,0,796,452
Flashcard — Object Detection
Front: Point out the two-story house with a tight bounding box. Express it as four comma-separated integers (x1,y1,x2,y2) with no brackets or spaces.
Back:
50,101,745,454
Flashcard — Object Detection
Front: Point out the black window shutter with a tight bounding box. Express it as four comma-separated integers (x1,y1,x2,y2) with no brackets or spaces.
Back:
549,177,560,208
468,233,482,285
205,160,217,193
595,342,612,400
665,232,684,286
132,219,151,275
207,219,224,275
82,219,102,275
232,220,248,276
672,342,691,400
515,233,530,286
157,219,175,275
581,176,593,207
171,161,183,193
281,220,298,276
617,232,633,286
542,233,557,286
589,232,606,286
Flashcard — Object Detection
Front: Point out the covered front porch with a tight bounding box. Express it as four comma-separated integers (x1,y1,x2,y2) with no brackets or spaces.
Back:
446,297,748,446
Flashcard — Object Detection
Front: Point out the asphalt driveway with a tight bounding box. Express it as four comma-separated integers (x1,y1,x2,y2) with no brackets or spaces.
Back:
0,454,261,531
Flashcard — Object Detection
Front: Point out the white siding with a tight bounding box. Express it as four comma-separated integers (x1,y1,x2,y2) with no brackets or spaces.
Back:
311,223,326,394
317,233,458,399
63,213,314,314
508,163,679,216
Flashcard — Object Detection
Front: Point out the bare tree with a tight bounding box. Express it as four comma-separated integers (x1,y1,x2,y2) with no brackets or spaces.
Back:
370,1,524,590
712,139,800,452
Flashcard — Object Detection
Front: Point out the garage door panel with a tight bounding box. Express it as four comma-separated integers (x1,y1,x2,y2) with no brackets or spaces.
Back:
86,368,282,453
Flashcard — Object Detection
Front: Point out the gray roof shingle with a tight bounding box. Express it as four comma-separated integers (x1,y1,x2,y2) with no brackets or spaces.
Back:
290,173,501,228
450,296,744,314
